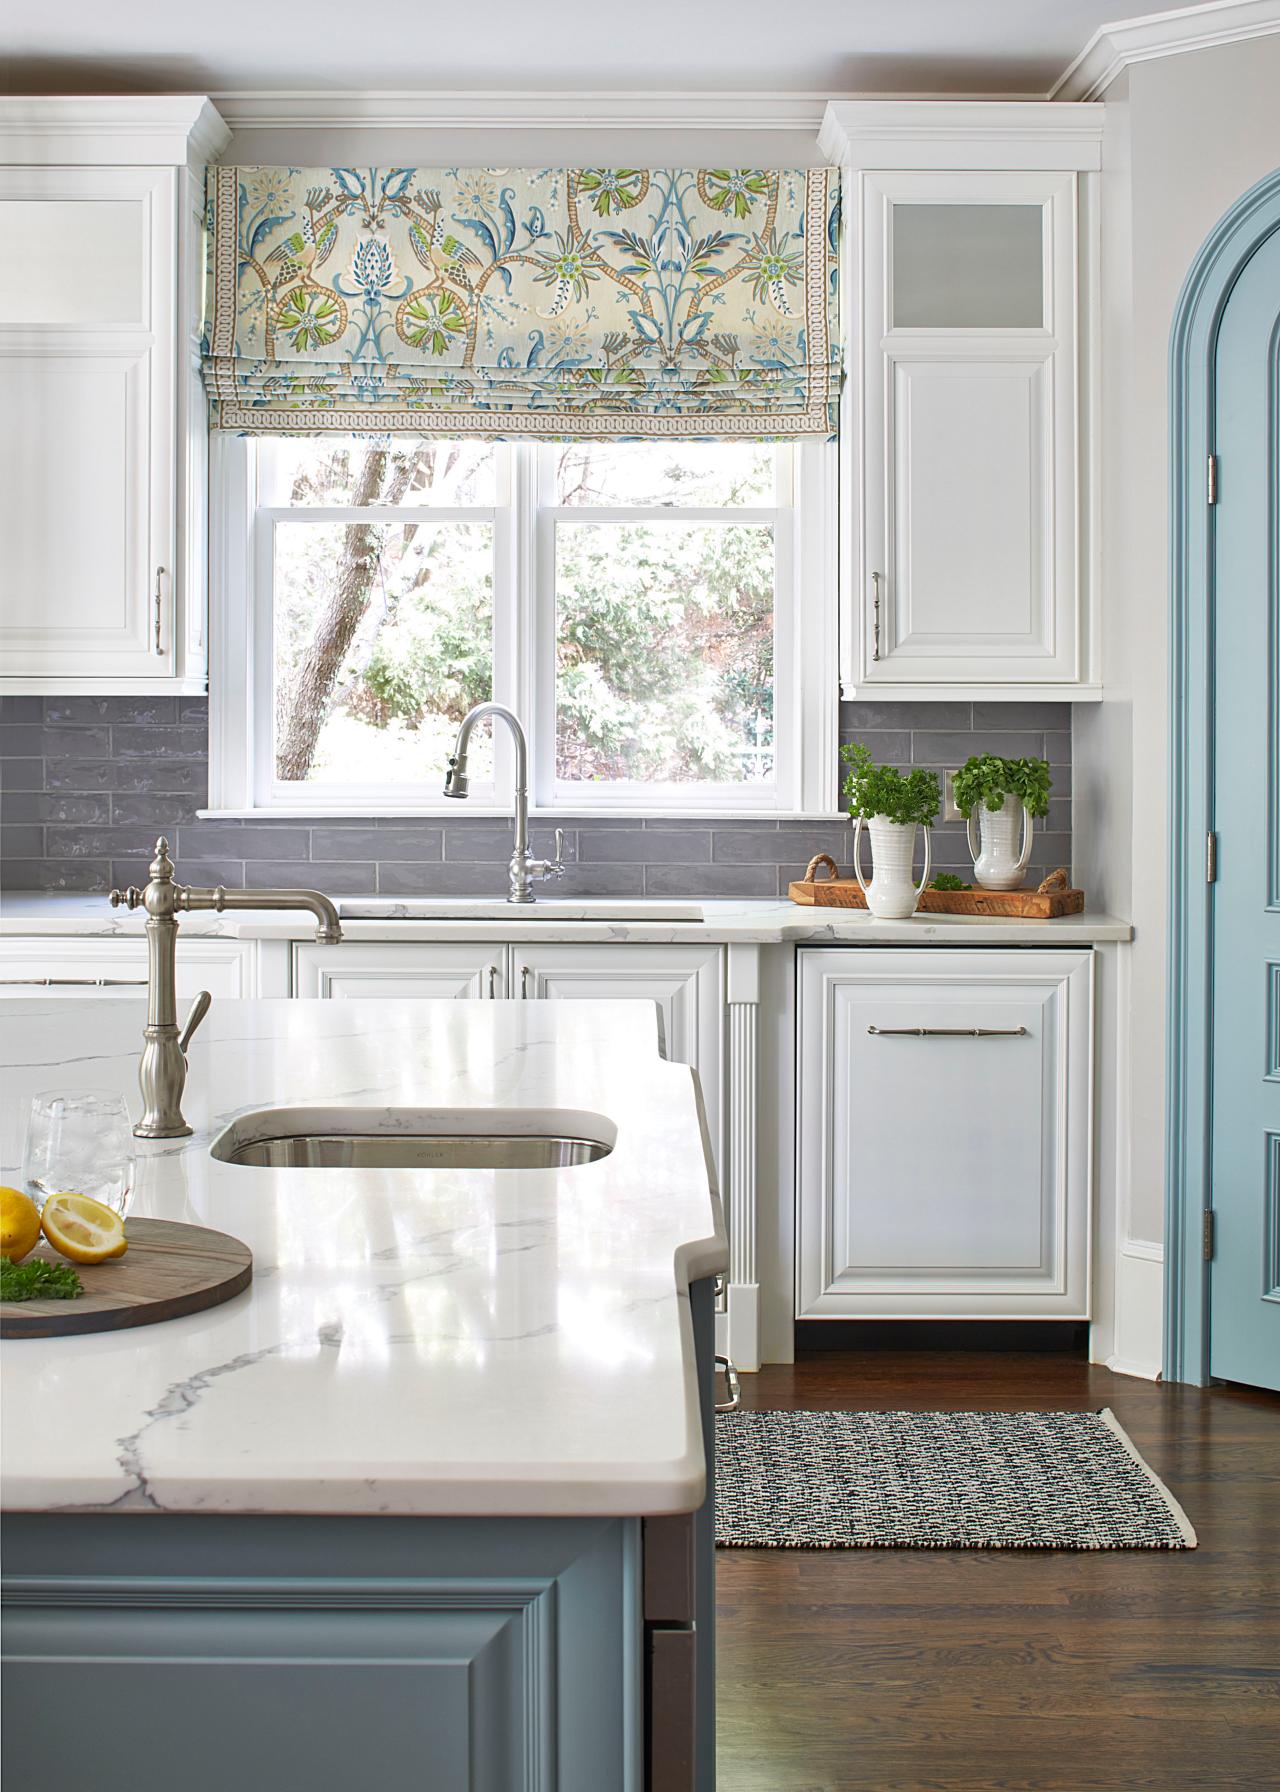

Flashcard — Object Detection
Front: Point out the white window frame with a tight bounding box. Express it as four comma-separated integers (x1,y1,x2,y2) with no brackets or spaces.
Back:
205,435,837,819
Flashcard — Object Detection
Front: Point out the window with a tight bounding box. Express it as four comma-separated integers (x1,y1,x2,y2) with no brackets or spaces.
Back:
209,436,835,816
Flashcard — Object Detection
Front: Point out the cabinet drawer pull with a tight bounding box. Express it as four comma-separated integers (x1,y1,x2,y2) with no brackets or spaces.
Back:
714,1354,741,1413
871,571,882,662
867,1024,1028,1039
0,976,146,987
153,566,167,655
521,964,532,998
487,963,498,999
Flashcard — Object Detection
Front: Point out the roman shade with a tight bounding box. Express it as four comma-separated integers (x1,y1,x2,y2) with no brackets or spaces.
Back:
202,164,841,437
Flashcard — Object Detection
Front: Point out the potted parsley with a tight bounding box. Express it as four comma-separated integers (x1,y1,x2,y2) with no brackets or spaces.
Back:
952,754,1051,890
841,743,940,918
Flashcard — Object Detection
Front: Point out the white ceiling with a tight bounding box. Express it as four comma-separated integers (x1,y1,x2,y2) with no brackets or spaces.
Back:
2,0,1218,97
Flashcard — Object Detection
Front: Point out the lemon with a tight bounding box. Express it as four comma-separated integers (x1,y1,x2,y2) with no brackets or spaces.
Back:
0,1186,43,1263
40,1193,127,1265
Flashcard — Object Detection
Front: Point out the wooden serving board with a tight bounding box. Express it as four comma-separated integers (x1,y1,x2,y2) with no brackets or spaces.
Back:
789,856,1085,918
1,1218,252,1339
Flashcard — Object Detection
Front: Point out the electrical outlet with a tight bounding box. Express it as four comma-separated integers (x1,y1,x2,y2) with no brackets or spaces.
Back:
943,770,963,824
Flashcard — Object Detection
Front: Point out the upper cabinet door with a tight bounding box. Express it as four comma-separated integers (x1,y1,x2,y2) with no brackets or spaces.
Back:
0,165,177,683
858,169,1082,692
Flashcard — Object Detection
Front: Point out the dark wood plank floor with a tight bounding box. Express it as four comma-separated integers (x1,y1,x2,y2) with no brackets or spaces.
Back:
716,1350,1280,1792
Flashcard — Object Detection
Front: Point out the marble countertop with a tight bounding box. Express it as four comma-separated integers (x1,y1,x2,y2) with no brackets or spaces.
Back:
0,891,1134,945
0,998,726,1519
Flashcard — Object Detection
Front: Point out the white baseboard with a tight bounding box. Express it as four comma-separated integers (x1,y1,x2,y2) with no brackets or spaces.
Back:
1106,1238,1164,1380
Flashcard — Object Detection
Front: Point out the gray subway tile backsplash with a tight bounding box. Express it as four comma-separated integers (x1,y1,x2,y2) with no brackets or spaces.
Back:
0,696,1073,896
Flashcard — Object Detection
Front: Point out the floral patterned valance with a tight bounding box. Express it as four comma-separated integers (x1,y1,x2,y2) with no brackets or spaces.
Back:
201,164,841,437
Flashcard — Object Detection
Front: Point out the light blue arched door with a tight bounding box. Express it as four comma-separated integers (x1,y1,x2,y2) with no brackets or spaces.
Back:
1208,219,1280,1390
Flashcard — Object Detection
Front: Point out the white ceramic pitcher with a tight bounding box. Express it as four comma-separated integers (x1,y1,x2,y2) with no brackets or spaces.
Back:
967,794,1034,891
852,815,932,919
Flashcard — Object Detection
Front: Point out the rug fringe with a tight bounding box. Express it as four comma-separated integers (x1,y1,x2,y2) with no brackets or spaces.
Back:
1096,1407,1198,1547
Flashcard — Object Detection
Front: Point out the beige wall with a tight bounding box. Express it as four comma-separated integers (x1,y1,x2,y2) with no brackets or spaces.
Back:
1077,33,1280,1253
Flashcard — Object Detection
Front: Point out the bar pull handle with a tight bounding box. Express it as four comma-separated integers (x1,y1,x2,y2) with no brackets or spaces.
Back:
867,1025,1028,1039
0,976,147,987
521,964,532,998
714,1354,741,1413
487,963,499,999
871,571,882,662
153,567,167,656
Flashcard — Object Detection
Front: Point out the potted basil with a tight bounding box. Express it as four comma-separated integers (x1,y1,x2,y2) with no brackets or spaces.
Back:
952,755,1051,890
841,743,940,919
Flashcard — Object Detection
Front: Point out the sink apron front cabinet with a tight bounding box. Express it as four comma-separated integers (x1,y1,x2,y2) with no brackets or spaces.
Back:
293,937,725,1176
796,948,1093,1320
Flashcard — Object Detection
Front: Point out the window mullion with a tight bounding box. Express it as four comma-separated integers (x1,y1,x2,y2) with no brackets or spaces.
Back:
529,444,558,809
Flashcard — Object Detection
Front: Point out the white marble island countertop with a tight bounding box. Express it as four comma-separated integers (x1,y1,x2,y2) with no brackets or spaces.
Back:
0,998,726,1519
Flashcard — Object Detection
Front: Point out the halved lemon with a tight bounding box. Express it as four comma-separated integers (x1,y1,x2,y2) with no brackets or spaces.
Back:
40,1194,127,1265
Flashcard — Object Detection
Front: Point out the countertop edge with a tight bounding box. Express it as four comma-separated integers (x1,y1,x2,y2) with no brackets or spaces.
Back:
0,896,1135,945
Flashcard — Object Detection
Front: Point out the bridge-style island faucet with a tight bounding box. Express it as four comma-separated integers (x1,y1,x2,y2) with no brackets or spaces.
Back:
109,837,342,1139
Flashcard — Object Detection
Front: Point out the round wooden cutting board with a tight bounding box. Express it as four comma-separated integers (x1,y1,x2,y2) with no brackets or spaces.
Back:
1,1218,252,1339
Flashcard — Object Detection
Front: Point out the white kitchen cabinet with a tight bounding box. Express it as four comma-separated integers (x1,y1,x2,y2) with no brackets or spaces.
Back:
0,98,228,695
293,940,505,1001
820,102,1102,700
796,947,1092,1319
0,937,255,998
513,942,724,1170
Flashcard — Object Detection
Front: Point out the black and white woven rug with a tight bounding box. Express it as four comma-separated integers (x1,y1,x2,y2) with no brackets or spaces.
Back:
715,1409,1196,1550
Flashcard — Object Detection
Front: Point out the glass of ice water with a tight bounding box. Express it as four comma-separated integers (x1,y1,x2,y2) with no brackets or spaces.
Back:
22,1090,136,1216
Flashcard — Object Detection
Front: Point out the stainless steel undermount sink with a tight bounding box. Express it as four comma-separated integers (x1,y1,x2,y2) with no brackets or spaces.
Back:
336,898,704,922
211,1106,616,1170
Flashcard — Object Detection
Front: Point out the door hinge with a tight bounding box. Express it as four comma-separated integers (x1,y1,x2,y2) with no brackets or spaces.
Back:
1203,1209,1216,1261
1206,831,1218,883
1207,454,1218,505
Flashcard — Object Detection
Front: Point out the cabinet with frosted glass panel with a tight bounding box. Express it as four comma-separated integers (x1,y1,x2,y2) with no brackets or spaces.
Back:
821,102,1103,699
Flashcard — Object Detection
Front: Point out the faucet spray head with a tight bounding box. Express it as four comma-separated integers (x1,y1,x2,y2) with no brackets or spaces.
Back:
443,754,469,798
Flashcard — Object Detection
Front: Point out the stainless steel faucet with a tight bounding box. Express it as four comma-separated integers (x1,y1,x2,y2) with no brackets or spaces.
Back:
109,837,343,1139
443,703,566,903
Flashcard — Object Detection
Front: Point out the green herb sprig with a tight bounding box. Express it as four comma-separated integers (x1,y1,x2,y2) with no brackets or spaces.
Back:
0,1256,84,1303
952,755,1051,820
930,873,972,891
841,742,940,828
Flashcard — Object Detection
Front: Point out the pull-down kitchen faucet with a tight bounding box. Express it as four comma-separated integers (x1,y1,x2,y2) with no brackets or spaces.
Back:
109,837,342,1138
443,703,566,903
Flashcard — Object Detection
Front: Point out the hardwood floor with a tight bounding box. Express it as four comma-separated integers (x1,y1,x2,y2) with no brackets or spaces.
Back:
715,1349,1280,1792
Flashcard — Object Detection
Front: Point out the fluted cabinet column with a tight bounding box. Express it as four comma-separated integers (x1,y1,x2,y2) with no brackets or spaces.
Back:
723,944,762,1370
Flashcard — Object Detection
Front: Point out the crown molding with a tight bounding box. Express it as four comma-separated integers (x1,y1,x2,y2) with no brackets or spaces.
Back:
819,100,1103,170
0,95,229,165
1052,0,1280,100
211,90,846,134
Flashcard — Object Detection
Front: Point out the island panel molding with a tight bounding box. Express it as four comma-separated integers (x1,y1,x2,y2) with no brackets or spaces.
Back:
2,1518,635,1792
